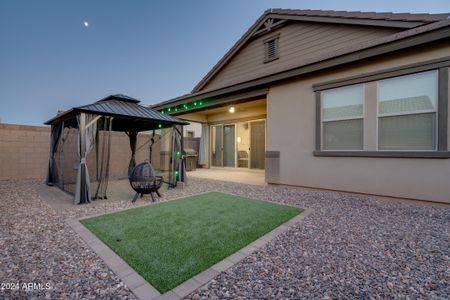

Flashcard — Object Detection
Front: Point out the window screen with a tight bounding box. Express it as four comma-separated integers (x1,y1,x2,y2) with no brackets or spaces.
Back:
322,84,364,150
378,70,437,150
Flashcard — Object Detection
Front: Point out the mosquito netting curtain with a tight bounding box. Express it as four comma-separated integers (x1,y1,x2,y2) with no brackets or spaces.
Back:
46,113,185,204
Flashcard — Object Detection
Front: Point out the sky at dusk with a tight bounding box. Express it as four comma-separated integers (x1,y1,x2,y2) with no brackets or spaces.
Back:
1,0,449,125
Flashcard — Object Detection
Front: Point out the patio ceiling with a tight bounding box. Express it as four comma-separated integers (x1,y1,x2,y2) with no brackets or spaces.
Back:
176,98,266,123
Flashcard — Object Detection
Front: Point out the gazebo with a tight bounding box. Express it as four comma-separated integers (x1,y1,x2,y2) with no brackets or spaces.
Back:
44,94,189,204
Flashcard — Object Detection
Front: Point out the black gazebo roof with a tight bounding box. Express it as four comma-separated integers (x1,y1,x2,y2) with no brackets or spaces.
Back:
44,94,189,131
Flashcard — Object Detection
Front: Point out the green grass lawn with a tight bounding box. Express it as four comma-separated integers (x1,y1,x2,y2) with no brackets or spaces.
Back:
80,192,303,293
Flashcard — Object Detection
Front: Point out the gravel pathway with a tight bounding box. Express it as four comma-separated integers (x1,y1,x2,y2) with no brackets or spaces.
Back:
0,178,449,299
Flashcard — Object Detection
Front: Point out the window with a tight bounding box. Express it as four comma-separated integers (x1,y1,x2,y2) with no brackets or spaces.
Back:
313,58,450,158
186,131,194,138
264,35,279,63
322,84,364,150
378,70,438,150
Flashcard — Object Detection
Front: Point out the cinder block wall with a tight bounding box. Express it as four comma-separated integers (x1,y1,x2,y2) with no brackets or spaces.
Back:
0,124,162,181
0,124,50,180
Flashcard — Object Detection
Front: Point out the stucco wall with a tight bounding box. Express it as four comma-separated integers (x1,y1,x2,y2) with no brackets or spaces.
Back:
0,124,161,181
266,41,450,203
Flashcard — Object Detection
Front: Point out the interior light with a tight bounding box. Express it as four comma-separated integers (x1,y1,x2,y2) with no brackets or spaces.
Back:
168,108,171,112
158,124,162,128
193,102,197,106
229,106,235,113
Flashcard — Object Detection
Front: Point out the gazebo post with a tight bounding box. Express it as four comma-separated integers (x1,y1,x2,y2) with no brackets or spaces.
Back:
75,112,88,204
180,125,185,183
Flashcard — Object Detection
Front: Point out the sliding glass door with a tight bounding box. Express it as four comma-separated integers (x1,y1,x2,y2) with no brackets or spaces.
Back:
250,120,265,169
223,125,235,167
211,125,223,167
211,124,235,167
236,122,250,168
211,120,265,169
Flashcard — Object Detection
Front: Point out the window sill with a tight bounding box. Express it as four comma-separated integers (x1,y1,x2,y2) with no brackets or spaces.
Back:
313,151,450,159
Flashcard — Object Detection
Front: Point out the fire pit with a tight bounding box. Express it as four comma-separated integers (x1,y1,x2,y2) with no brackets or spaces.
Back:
129,161,163,202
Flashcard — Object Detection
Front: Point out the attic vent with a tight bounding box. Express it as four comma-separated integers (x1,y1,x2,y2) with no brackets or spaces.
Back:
264,35,279,63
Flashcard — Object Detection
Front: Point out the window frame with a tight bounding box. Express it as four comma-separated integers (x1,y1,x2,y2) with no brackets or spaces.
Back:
313,57,450,158
320,84,365,151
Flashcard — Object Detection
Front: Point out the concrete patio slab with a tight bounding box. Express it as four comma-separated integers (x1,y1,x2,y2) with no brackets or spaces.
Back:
187,168,265,186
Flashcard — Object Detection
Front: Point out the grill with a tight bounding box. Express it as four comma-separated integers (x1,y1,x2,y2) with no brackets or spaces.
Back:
129,161,163,202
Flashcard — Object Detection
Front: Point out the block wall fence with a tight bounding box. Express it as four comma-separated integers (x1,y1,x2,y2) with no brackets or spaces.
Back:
0,124,199,181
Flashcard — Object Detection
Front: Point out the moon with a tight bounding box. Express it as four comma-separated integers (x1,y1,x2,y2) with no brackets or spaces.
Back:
84,21,89,27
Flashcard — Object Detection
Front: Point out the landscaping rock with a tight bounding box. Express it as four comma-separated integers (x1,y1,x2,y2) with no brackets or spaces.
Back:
0,178,449,299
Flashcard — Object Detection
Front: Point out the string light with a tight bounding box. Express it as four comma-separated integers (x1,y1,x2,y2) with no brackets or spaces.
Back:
161,100,206,114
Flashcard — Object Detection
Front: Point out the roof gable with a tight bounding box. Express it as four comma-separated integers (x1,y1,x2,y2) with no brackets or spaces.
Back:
192,9,450,93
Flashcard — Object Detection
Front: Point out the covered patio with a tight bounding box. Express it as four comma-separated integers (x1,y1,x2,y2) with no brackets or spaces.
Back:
152,95,268,174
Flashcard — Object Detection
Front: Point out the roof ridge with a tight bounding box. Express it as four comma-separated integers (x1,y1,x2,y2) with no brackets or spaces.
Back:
97,94,141,104
268,8,450,22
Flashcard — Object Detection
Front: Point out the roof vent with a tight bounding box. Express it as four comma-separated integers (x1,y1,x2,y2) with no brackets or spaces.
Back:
264,35,279,63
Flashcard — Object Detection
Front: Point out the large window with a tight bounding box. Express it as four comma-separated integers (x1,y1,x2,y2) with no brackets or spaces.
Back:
322,84,364,150
314,59,449,158
378,70,438,150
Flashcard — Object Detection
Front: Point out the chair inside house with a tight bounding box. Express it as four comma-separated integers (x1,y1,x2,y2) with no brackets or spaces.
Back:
129,161,163,202
238,150,249,168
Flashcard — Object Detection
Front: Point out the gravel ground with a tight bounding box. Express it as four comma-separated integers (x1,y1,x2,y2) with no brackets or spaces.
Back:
0,178,449,299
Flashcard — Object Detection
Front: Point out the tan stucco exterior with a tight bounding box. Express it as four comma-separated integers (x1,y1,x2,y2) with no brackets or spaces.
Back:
266,42,450,203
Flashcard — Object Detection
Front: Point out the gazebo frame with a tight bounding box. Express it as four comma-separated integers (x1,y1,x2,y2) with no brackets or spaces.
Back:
44,94,189,204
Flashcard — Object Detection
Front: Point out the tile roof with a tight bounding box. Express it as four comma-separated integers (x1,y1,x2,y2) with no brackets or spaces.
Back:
268,8,450,23
379,96,435,114
323,104,363,120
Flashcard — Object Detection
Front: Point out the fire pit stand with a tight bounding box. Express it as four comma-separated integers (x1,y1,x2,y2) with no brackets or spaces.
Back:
129,161,163,202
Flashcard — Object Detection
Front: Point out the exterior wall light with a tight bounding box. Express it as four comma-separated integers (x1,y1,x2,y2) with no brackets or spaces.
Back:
229,106,235,113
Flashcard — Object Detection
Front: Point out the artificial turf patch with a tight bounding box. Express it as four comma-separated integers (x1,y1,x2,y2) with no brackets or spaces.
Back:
81,192,303,293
